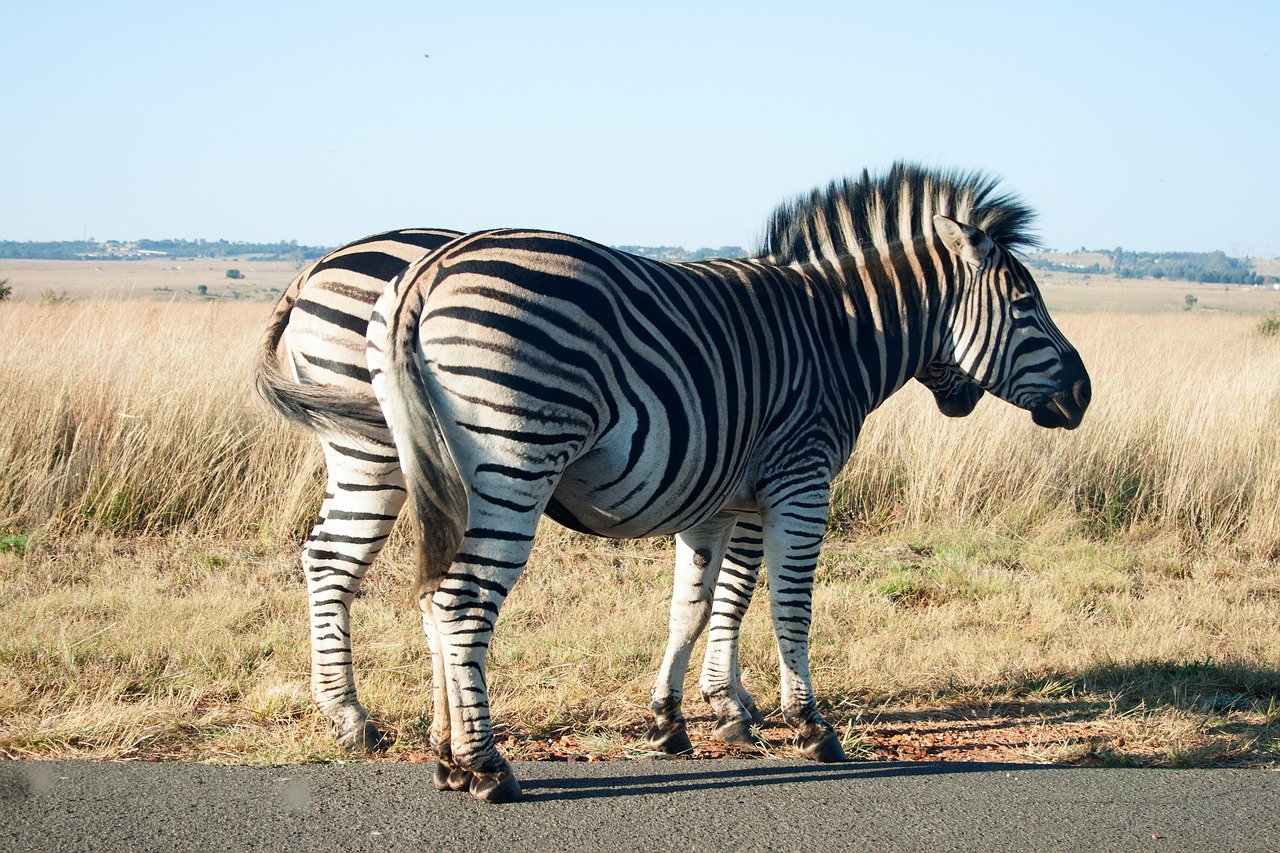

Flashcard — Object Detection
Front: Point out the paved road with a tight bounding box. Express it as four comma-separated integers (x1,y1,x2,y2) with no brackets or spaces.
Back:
3,758,1278,851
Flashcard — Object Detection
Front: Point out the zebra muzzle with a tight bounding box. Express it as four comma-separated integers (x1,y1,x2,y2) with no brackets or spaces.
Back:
1031,378,1091,431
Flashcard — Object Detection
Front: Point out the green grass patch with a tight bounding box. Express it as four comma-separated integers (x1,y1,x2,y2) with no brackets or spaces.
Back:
0,533,29,555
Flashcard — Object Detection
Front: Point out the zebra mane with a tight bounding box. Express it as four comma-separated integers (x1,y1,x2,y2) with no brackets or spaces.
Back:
757,162,1039,264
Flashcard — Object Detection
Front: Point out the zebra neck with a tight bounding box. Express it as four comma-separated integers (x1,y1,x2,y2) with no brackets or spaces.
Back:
830,247,948,409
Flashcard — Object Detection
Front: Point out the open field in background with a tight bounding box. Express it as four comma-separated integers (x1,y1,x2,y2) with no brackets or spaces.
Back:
7,256,1280,314
0,259,299,303
1037,269,1280,315
4,274,1280,767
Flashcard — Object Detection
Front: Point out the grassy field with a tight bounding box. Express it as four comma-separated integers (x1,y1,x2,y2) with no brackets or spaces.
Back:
3,270,1280,767
0,258,298,303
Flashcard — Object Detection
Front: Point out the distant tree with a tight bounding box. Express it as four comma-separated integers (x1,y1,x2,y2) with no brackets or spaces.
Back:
1184,294,1198,311
226,269,244,279
196,285,208,296
0,277,11,301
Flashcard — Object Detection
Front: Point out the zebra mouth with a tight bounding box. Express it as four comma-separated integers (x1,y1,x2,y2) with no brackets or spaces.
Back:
1030,380,1090,431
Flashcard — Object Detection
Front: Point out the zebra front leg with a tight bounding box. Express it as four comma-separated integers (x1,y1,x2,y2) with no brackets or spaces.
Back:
699,516,768,745
304,438,406,751
762,495,846,762
646,516,736,754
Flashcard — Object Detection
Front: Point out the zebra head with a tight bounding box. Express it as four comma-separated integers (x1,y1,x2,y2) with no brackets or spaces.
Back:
933,214,1091,430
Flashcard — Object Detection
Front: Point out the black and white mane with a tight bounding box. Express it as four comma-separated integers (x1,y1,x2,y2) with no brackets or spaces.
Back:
758,162,1039,264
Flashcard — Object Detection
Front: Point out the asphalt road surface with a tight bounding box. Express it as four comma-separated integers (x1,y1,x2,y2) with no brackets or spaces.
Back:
3,758,1278,851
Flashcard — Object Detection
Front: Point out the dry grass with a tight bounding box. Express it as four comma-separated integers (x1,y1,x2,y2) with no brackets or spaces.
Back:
3,292,1280,767
0,301,323,538
3,530,1278,767
842,311,1280,548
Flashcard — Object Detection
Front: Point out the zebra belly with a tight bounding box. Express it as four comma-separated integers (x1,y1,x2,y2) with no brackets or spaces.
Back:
542,445,757,540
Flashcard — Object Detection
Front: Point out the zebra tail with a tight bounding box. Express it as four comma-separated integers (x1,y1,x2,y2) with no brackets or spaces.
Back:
253,270,385,437
369,279,468,603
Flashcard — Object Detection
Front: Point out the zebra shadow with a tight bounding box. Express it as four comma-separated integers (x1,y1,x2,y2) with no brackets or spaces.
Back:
516,758,1049,803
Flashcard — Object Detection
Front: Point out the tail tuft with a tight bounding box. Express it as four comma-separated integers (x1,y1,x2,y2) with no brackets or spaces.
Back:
254,273,386,438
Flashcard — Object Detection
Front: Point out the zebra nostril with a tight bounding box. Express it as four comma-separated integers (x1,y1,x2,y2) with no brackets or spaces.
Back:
1072,378,1091,411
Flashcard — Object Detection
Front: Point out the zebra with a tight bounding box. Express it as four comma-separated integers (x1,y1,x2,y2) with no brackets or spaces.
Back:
256,227,463,751
256,211,983,757
367,164,1092,802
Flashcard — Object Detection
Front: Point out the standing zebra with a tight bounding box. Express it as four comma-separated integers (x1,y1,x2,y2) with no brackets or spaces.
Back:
257,227,462,750
368,165,1091,802
256,191,984,756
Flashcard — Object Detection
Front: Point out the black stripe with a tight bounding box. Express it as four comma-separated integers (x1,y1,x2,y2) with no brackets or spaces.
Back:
294,298,369,337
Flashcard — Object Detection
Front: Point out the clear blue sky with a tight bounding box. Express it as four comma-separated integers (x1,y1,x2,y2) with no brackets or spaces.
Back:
3,1,1277,254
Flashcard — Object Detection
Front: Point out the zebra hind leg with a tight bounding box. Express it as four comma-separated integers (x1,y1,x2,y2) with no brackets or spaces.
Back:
421,604,472,792
304,436,406,752
427,525,537,804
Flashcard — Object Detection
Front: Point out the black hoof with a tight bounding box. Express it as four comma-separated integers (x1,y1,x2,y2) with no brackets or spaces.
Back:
433,761,472,792
796,729,847,763
338,720,391,753
471,771,523,804
741,697,767,728
713,717,762,746
644,721,693,755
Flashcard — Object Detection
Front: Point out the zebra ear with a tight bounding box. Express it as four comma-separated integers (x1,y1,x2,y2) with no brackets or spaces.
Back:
933,215,994,270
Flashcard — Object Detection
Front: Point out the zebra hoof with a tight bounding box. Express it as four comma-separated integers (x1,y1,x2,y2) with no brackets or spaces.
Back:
741,697,767,728
713,717,762,746
795,728,847,763
336,719,391,753
433,761,473,792
470,770,523,804
644,720,693,755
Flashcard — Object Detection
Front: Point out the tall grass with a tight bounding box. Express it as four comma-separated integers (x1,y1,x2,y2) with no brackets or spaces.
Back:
0,301,323,539
3,302,1280,552
841,312,1280,551
4,300,1280,766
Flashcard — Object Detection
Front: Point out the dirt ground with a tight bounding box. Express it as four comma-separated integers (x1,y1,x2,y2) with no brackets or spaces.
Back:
385,708,1275,769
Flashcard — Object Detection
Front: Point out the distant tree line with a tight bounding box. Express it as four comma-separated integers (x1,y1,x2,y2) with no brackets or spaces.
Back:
133,238,330,261
0,239,331,262
0,241,102,260
613,245,748,262
1028,248,1267,285
0,239,752,264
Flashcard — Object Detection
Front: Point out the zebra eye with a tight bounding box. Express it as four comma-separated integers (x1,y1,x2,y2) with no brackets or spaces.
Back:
1011,295,1036,311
